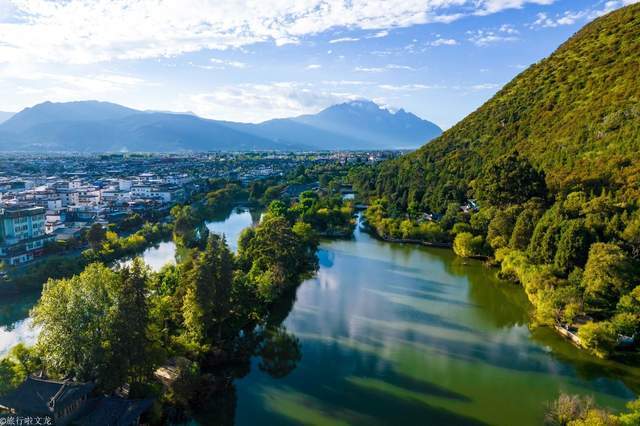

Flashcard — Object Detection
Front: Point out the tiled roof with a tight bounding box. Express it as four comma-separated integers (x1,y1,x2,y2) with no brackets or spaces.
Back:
0,377,95,416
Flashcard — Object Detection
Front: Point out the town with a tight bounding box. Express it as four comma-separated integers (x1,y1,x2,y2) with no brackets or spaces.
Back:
0,151,394,267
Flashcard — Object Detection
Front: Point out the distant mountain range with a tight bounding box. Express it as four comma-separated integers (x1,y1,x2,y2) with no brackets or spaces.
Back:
0,100,441,152
0,112,14,124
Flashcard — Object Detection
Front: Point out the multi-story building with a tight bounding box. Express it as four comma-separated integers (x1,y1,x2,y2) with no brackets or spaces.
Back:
0,205,49,265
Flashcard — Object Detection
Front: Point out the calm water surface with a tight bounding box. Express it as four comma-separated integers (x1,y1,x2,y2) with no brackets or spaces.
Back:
1,210,638,425
232,223,640,426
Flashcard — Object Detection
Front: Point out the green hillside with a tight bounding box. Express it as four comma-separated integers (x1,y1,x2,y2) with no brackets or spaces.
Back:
361,3,639,212
352,4,640,360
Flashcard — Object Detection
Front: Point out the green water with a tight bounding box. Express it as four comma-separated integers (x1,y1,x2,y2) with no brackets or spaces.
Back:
2,209,639,425
232,223,640,426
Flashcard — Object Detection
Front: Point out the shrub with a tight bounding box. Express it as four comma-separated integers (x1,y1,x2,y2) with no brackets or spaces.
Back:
578,321,617,358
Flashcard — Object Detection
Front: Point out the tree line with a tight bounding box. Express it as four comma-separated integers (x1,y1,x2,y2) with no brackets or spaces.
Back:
0,204,319,423
352,152,640,359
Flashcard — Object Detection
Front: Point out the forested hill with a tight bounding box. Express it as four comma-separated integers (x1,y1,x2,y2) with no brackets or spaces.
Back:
361,3,640,212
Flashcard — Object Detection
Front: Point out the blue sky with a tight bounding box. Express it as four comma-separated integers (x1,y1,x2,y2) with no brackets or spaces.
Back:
0,0,635,128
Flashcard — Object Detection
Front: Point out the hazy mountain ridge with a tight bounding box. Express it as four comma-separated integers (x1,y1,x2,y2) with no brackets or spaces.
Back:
0,112,15,124
0,100,441,152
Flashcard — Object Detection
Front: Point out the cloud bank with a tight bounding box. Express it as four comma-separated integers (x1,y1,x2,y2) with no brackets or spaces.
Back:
0,0,558,64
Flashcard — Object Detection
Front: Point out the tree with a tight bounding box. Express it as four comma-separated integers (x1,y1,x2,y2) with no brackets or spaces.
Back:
181,234,236,351
534,285,581,326
617,285,640,316
0,358,22,396
453,232,484,258
474,152,547,207
238,216,318,302
115,258,158,387
212,236,234,339
582,243,637,317
611,312,639,337
172,205,207,248
440,203,463,230
181,237,218,350
509,211,534,251
487,206,520,250
554,220,590,275
470,207,494,235
86,223,106,249
267,200,290,219
32,263,125,389
528,207,564,264
618,399,640,425
319,174,330,189
510,207,543,250
623,212,640,259
578,321,617,358
7,343,41,378
545,394,596,426
31,261,162,391
292,221,319,274
546,395,640,426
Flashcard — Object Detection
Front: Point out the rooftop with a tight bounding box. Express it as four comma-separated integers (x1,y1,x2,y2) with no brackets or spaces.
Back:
0,376,95,416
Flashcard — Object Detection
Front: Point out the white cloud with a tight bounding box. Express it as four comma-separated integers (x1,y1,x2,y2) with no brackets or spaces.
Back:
378,83,444,91
467,29,518,46
530,11,587,27
386,64,416,70
379,82,499,92
321,80,373,86
530,1,638,28
354,66,386,73
368,30,390,38
470,83,501,90
355,64,416,72
430,37,458,46
210,58,248,69
499,24,519,34
306,64,322,69
0,62,150,109
591,0,639,17
189,82,360,123
329,37,360,44
0,0,563,65
474,0,555,16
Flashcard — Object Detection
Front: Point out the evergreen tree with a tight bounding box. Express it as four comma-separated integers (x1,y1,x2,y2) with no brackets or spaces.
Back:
582,243,637,317
116,258,158,387
554,220,590,275
474,152,547,207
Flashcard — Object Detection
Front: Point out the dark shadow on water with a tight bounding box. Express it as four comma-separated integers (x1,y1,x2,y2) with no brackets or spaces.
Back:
0,293,39,328
384,283,480,309
236,338,486,426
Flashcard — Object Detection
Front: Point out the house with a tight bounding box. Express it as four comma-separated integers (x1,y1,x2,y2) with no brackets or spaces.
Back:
281,182,319,199
74,397,154,426
0,376,94,425
0,377,153,426
0,205,50,265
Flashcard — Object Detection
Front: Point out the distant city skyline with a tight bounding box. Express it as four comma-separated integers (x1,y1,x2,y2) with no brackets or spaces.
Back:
0,0,636,128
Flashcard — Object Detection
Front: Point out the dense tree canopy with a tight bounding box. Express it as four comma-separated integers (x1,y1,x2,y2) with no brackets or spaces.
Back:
474,153,547,207
352,4,640,213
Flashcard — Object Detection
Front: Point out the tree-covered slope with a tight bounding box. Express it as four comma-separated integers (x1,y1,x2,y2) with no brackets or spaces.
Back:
366,3,640,212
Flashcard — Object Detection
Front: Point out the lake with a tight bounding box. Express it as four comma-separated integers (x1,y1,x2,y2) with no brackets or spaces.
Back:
232,220,640,425
1,209,638,425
